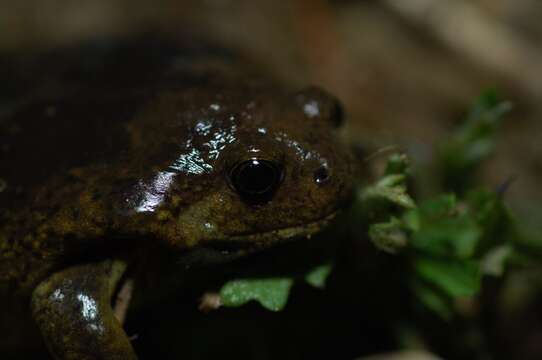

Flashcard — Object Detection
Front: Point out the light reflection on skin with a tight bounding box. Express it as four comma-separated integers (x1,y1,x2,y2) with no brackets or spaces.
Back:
275,132,326,163
303,100,320,118
194,120,213,136
77,293,105,334
171,148,213,175
134,116,237,213
77,293,98,320
49,288,105,335
204,125,237,160
274,132,329,174
51,289,65,301
135,171,176,213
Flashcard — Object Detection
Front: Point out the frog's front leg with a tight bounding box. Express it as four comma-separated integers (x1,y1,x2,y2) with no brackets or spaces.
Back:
31,260,137,360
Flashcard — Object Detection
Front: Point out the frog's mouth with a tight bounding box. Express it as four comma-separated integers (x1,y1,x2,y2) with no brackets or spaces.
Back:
177,212,337,266
222,212,337,248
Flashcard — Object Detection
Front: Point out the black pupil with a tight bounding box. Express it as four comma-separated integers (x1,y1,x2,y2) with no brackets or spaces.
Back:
331,101,344,128
314,166,330,184
231,159,282,204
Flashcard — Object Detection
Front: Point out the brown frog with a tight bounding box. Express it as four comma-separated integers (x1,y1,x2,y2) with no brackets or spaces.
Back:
0,36,352,359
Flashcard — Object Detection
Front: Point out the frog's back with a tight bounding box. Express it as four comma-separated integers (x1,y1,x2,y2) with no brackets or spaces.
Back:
0,35,244,287
1,36,236,208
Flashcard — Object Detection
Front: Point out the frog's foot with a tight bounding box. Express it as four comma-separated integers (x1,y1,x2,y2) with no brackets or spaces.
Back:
31,260,138,360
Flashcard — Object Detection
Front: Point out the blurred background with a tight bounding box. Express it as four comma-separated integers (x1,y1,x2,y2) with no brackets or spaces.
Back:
1,0,541,359
2,0,540,218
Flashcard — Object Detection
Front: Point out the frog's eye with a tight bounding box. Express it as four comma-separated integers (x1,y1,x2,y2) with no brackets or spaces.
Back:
295,86,344,128
228,159,284,205
329,100,344,128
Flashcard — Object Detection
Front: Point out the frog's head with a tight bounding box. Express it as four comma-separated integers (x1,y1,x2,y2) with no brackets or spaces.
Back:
131,88,351,255
156,86,353,254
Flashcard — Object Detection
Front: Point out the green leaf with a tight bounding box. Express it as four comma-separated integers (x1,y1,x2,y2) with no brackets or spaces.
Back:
305,263,333,289
481,245,512,276
406,195,482,259
385,153,411,177
411,215,481,259
466,189,518,253
438,90,512,193
415,194,456,219
376,174,406,188
412,280,453,320
220,277,294,311
414,256,481,298
361,176,416,210
369,217,408,254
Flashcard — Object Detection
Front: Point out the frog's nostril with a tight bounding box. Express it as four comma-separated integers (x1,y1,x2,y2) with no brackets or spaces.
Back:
314,166,330,185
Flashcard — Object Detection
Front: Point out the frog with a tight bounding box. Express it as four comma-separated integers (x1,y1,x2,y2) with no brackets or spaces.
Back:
0,36,353,359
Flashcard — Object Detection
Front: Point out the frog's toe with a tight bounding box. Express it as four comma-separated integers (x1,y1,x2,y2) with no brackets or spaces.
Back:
31,260,137,360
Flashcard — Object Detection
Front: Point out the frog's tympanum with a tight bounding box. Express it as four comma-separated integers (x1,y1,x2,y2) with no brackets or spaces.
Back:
0,37,352,359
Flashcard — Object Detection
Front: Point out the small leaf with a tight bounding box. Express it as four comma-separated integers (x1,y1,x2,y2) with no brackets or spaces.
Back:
407,195,482,259
414,256,481,298
438,90,512,193
402,209,420,232
412,280,453,320
369,217,408,254
481,245,512,276
362,180,416,210
220,277,294,311
305,263,333,289
411,216,481,259
385,153,411,176
381,186,416,210
376,174,407,188
466,189,518,253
